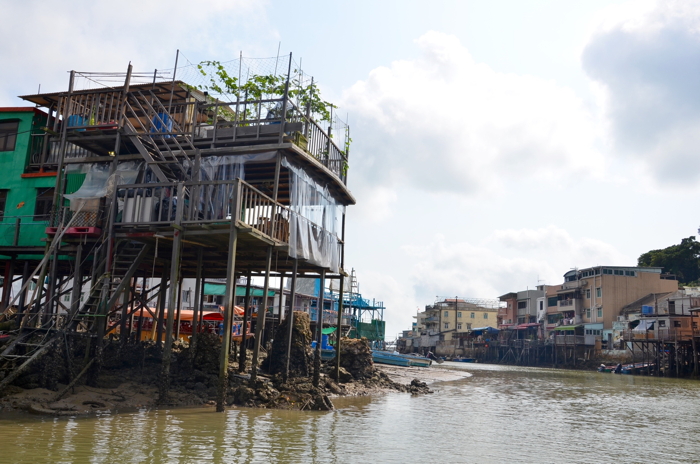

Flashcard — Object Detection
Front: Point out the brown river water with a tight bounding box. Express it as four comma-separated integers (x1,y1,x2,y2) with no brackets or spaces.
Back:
2,362,700,463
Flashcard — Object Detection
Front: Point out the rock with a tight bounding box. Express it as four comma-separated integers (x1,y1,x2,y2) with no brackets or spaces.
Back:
325,380,344,395
338,338,375,380
234,386,255,404
409,378,432,395
262,311,314,378
334,367,354,383
309,394,334,411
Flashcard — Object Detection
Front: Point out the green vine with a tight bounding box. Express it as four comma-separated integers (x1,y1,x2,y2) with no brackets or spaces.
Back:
195,61,337,123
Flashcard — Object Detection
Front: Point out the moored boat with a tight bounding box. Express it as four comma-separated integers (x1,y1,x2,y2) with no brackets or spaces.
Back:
371,350,412,367
403,353,432,367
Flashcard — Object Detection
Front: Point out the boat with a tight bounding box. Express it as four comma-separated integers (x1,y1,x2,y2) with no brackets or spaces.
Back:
621,362,654,375
403,353,432,367
453,357,477,363
371,350,411,367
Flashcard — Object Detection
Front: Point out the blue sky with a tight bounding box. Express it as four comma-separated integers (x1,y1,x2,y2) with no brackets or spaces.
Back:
2,0,699,339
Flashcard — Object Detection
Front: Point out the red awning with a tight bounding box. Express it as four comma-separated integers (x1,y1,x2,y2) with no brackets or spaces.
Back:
515,323,541,330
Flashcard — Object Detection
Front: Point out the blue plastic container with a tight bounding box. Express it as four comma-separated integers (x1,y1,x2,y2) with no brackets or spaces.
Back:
67,115,86,131
151,113,173,138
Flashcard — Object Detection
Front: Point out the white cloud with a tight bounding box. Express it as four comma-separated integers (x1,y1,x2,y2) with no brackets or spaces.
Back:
342,31,602,203
582,0,700,184
0,0,270,105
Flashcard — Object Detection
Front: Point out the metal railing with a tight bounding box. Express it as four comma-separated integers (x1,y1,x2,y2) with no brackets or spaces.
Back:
50,89,348,183
198,98,348,182
554,335,585,345
115,178,337,248
28,137,97,171
0,216,50,247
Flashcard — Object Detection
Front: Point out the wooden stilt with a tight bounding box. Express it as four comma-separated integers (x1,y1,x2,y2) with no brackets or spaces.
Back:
250,246,273,384
216,181,239,412
284,259,298,382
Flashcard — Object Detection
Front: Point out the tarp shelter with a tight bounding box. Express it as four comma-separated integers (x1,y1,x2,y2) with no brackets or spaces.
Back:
633,320,656,333
203,283,275,297
471,327,500,336
322,327,337,335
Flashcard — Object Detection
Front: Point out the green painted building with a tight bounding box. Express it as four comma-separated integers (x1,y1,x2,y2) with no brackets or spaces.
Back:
0,108,56,252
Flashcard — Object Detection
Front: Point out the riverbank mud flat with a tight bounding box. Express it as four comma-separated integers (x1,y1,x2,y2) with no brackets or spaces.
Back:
0,325,436,416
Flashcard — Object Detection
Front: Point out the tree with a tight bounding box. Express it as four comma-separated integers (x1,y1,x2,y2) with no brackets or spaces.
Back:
637,236,700,284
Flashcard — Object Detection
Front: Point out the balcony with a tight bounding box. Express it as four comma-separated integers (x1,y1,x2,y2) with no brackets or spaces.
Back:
560,280,585,291
43,86,348,184
557,299,581,313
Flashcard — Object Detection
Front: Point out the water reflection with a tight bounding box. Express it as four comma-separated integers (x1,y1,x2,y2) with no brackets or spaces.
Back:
2,364,700,463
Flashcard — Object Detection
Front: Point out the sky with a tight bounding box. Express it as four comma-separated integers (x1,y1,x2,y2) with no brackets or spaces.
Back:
2,0,700,339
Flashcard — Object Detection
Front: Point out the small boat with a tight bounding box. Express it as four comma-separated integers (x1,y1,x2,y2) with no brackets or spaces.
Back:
597,364,616,373
371,350,411,367
453,357,477,363
403,353,432,368
621,362,654,375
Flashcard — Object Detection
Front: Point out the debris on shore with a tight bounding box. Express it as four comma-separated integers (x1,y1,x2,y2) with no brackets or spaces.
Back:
0,312,432,415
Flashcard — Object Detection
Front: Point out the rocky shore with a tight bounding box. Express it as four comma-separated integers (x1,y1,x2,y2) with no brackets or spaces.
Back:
0,313,447,416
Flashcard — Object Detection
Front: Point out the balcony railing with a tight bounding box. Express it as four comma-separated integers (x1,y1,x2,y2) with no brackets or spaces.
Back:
28,137,100,172
114,178,338,256
554,335,585,345
52,88,348,184
198,99,347,183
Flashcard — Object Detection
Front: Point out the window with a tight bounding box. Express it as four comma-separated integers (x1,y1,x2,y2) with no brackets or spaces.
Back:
444,311,449,317
483,312,488,319
674,321,682,328
470,312,475,319
457,312,462,318
539,301,544,310
586,308,591,319
659,320,666,327
586,289,591,299
614,269,623,276
625,270,636,277
597,307,602,318
548,297,558,307
596,287,602,298
444,323,449,329
603,268,613,275
34,188,54,221
517,301,527,309
457,323,462,330
0,120,19,152
0,190,7,221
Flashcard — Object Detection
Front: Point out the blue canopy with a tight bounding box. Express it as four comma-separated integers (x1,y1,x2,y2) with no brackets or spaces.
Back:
471,327,500,335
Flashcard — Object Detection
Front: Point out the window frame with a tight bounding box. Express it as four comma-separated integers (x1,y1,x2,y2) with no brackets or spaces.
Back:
34,188,54,221
0,120,19,152
0,190,7,221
